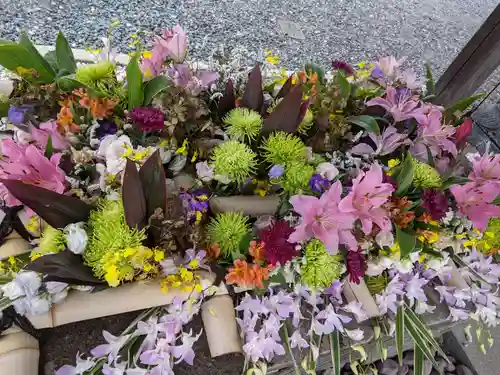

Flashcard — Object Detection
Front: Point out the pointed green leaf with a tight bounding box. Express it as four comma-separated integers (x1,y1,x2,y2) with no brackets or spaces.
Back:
441,176,471,190
414,343,425,375
305,62,325,84
44,50,59,72
55,32,77,74
143,75,170,105
395,155,414,196
405,319,441,371
0,94,9,118
425,63,435,95
396,305,405,365
336,70,351,100
19,33,56,80
425,145,435,168
0,43,54,84
126,53,144,110
396,227,416,258
347,115,380,135
44,135,54,158
445,93,484,119
329,330,341,375
493,196,500,206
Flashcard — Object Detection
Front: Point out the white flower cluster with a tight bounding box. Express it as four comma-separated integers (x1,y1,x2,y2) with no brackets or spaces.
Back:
1,271,69,316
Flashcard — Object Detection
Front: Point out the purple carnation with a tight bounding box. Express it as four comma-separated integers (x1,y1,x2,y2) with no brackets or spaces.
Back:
332,60,355,76
309,174,331,194
422,189,449,220
130,107,165,132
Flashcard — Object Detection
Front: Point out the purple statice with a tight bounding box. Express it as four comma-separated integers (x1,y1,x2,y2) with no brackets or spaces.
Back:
269,164,285,179
422,189,448,220
130,107,165,132
180,189,210,222
313,303,351,334
7,105,32,126
309,173,331,194
95,120,118,139
331,60,355,76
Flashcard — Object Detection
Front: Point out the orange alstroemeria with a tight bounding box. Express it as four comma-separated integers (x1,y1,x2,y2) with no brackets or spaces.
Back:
249,240,266,263
225,259,271,289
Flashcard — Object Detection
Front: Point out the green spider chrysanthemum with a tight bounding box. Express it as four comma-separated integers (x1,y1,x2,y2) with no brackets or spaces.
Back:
297,108,314,135
223,107,263,143
301,239,345,289
206,212,250,257
210,140,257,184
261,131,307,166
75,61,118,96
84,199,146,277
36,226,66,256
413,160,442,188
475,218,500,254
280,162,314,194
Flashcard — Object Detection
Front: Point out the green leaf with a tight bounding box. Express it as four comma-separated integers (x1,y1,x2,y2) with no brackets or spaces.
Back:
396,305,405,365
395,155,414,196
425,63,435,95
445,93,484,119
425,145,435,168
396,227,416,258
18,33,56,81
143,76,170,105
238,232,253,255
329,330,341,375
413,343,425,375
404,304,450,362
347,115,380,135
305,62,325,84
493,196,500,206
126,54,144,110
0,95,9,118
44,136,53,158
55,32,77,74
336,70,351,100
44,50,59,71
0,43,54,84
441,176,471,190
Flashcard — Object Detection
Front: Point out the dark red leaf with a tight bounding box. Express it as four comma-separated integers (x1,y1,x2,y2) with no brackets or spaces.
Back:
240,65,263,112
217,79,236,120
297,98,311,124
25,251,105,286
122,159,147,230
262,85,303,134
139,150,167,219
454,118,473,149
1,180,91,229
276,74,294,100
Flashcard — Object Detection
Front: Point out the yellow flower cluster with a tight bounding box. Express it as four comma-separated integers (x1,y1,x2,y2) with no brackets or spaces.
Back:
0,256,23,278
355,62,375,80
122,145,155,163
161,267,203,294
264,49,280,65
102,246,164,287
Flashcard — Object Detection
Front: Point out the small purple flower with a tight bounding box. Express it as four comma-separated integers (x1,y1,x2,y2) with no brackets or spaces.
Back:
95,120,118,139
130,107,165,132
269,164,285,179
180,189,210,222
8,105,31,126
90,330,131,363
172,330,202,365
289,330,309,349
405,275,428,306
371,66,384,79
313,304,351,334
324,280,342,303
309,174,331,194
448,307,469,322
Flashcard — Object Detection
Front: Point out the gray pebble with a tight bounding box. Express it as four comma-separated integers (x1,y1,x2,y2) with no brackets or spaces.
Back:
456,365,474,375
423,360,433,375
445,361,456,372
397,365,409,375
376,359,399,375
403,351,415,366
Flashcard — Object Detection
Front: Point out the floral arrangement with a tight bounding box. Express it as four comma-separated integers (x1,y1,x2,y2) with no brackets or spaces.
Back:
0,24,499,375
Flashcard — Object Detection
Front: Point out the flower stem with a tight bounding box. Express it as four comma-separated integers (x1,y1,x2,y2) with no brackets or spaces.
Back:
280,323,301,375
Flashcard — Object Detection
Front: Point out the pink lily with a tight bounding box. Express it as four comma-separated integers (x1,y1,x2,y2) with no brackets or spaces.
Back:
0,139,66,207
288,181,357,254
468,153,500,188
158,25,188,63
450,182,500,231
366,86,425,123
31,120,70,150
350,125,411,156
339,164,394,234
410,109,457,161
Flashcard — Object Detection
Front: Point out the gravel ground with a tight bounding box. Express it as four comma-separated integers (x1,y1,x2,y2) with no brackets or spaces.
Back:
0,0,498,76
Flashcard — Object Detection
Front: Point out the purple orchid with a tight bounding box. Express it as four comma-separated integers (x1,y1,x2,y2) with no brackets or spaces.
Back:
366,86,425,123
56,355,96,375
289,331,309,349
172,330,202,365
102,363,126,375
135,316,160,354
313,303,351,334
342,301,368,322
350,126,411,156
90,330,131,363
404,275,428,307
309,173,331,194
324,280,343,303
448,307,470,322
140,349,174,375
